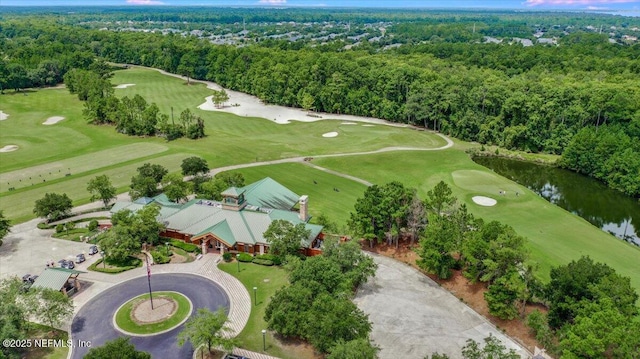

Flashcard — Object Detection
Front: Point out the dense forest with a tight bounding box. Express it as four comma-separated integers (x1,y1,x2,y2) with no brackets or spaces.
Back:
0,9,639,196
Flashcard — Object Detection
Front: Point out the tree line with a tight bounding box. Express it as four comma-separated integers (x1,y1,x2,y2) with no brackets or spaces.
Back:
1,17,638,196
348,180,640,357
64,68,205,140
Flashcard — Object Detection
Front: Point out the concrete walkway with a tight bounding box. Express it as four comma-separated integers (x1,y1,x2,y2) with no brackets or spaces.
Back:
354,254,530,359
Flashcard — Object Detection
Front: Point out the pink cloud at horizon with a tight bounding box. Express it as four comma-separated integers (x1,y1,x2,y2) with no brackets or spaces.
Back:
126,0,165,4
525,0,638,6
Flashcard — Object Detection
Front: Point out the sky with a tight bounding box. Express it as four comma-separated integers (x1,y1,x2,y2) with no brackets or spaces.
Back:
1,0,640,10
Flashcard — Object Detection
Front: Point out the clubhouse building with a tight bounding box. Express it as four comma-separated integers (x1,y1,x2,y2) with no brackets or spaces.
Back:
110,177,324,256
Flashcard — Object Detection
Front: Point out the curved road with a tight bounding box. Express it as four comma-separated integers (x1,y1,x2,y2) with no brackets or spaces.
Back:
71,273,229,359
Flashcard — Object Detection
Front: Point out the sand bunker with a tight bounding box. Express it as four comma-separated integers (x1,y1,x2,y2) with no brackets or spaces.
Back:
0,145,19,153
114,83,135,89
322,132,339,138
0,111,8,121
472,196,497,207
42,116,65,125
362,124,375,127
341,122,357,125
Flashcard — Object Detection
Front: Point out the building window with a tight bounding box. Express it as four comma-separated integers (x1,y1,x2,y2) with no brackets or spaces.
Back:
244,245,250,253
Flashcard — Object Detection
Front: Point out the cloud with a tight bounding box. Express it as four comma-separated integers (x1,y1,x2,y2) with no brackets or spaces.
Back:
525,0,637,6
126,0,165,4
258,0,287,4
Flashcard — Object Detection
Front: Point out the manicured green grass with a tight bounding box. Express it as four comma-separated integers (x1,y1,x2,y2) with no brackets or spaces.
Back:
0,153,190,223
114,291,192,335
224,163,368,227
52,228,92,241
0,142,168,192
171,246,195,262
218,262,315,359
313,149,640,301
0,67,443,223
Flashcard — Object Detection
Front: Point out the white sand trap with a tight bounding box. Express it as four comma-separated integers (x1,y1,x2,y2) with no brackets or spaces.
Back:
362,124,375,127
322,132,339,138
42,116,65,125
0,111,8,121
114,83,135,89
341,122,357,125
0,145,18,153
472,196,497,207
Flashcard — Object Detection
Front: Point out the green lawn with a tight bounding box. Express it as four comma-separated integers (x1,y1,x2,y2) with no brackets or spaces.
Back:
218,261,316,359
0,153,190,223
0,67,443,223
313,149,640,300
114,291,192,334
223,163,368,227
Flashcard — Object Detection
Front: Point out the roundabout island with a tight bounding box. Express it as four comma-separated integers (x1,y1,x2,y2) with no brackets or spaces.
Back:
114,291,193,336
71,274,229,359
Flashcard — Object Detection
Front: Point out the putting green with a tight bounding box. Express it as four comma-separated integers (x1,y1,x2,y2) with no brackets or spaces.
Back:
114,291,192,335
452,170,522,197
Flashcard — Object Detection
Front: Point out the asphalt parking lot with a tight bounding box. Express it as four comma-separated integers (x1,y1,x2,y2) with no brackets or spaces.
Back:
354,254,529,359
0,219,97,280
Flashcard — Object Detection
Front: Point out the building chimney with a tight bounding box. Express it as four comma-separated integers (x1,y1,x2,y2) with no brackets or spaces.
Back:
299,195,309,221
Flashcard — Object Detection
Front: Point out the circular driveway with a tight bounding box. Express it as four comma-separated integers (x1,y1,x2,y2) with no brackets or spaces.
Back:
70,273,229,359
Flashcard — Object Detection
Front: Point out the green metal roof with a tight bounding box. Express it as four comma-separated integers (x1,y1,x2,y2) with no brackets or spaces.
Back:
152,194,183,208
221,187,244,197
240,177,300,210
210,220,237,246
111,178,322,248
31,267,85,291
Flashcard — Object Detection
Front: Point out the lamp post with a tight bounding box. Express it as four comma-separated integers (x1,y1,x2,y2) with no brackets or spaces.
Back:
253,286,257,306
100,251,105,268
262,329,266,351
237,253,240,272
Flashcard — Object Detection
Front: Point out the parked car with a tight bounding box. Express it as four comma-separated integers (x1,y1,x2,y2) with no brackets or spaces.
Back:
88,245,98,255
75,254,85,263
58,259,75,269
22,274,37,283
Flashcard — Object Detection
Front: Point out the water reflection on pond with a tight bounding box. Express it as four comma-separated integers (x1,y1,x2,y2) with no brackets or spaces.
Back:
473,156,640,245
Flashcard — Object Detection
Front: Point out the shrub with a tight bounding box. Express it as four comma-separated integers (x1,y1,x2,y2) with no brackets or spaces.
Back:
55,224,64,233
255,253,282,265
88,219,99,231
37,222,51,229
252,258,274,266
151,250,170,264
169,239,199,253
237,252,253,262
222,252,232,262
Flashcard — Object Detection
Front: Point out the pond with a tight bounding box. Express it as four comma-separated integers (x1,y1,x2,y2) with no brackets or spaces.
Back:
473,156,640,246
